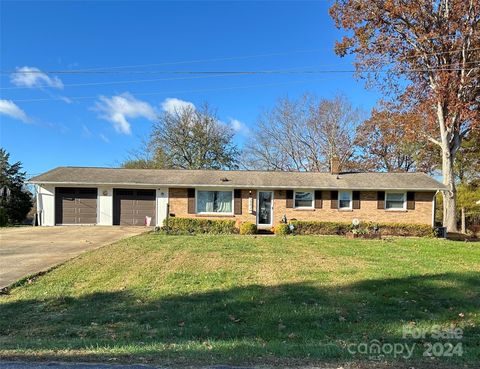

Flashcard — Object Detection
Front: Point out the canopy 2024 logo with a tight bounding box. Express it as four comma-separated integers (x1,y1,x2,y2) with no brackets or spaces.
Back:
347,325,463,361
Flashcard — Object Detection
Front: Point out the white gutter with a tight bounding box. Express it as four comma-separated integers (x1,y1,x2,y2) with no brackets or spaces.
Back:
29,181,445,191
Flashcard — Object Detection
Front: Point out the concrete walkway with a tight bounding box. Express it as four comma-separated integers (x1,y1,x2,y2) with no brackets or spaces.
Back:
0,226,149,290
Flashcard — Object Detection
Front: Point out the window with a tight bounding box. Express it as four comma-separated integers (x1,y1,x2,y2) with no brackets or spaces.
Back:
294,191,314,208
339,191,352,209
196,190,233,214
385,192,406,210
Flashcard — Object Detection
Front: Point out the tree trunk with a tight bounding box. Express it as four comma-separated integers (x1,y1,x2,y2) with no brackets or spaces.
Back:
441,146,458,232
461,207,466,234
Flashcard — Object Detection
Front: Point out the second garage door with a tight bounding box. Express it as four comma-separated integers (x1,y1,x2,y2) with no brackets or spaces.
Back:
113,189,156,226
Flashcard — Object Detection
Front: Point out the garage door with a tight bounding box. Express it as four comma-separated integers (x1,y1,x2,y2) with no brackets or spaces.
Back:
113,189,156,226
55,188,98,225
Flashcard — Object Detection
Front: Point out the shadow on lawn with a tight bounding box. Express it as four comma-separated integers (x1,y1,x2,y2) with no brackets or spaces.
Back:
1,272,479,366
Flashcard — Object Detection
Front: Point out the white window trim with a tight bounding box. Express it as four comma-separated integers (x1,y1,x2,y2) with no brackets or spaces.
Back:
195,188,234,215
385,191,407,211
294,190,315,209
338,190,353,210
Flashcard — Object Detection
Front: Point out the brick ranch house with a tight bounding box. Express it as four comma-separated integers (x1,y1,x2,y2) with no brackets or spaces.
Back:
30,164,446,228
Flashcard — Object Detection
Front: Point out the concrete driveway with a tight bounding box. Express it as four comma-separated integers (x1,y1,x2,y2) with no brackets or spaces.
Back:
0,226,149,290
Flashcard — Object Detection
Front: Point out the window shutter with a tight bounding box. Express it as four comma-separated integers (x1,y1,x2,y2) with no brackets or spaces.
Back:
234,189,242,215
330,191,338,209
352,191,361,209
377,191,385,209
187,188,195,214
314,190,323,209
286,190,294,208
407,191,415,210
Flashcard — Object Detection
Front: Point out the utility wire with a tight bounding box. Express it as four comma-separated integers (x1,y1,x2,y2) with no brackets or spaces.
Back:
3,67,478,103
0,64,333,90
0,48,326,75
3,47,479,75
8,75,353,103
1,62,478,91
8,64,480,103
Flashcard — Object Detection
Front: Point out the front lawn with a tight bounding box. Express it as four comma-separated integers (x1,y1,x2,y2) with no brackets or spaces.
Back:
0,234,479,368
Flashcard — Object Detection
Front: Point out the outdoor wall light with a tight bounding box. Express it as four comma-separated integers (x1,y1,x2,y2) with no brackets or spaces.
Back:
103,190,108,196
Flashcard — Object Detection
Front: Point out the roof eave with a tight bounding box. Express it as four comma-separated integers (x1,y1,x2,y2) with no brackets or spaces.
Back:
29,180,446,191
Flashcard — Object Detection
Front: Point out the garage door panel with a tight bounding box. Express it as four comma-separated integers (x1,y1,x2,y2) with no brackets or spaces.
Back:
135,203,155,210
62,216,77,223
77,202,97,211
55,188,98,225
113,189,155,226
78,209,96,216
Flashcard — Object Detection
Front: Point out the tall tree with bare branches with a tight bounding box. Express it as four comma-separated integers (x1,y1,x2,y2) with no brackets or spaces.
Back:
330,0,480,231
243,94,361,172
148,104,239,170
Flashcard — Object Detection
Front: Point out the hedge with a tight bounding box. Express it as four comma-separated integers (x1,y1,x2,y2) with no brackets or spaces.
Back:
239,222,257,235
163,217,237,235
274,223,290,236
161,218,434,237
290,220,434,237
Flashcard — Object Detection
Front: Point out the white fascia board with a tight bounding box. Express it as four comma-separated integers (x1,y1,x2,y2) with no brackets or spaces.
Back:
28,181,442,191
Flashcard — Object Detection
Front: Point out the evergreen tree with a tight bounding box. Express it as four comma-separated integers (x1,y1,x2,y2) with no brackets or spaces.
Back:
0,149,32,225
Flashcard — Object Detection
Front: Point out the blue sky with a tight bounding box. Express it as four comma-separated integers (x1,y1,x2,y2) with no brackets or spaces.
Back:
0,0,381,178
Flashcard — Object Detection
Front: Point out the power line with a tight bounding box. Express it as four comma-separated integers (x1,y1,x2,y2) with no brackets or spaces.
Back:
8,75,353,103
8,64,480,103
1,63,478,91
0,63,344,90
0,48,326,75
0,73,240,90
51,48,325,72
3,47,478,76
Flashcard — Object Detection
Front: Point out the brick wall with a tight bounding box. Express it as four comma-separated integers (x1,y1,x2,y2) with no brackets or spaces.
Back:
168,188,435,226
274,190,434,225
168,188,257,223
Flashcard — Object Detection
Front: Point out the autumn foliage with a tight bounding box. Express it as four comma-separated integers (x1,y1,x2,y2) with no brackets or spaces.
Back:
330,0,480,231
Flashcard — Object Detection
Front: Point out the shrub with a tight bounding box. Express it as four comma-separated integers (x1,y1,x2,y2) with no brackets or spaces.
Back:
290,221,351,235
163,217,237,235
274,223,290,236
372,222,434,237
290,220,434,237
239,222,257,235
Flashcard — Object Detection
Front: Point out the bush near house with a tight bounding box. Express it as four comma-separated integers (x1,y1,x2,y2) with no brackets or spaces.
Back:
274,223,290,235
239,221,257,235
163,217,237,235
291,220,434,237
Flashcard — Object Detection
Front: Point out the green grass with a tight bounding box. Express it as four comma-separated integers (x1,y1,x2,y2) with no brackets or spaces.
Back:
0,234,479,368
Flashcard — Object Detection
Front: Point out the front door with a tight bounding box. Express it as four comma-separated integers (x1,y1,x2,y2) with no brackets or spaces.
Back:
257,191,273,227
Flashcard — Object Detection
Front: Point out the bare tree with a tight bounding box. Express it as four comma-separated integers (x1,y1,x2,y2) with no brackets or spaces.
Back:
149,104,239,170
243,94,361,172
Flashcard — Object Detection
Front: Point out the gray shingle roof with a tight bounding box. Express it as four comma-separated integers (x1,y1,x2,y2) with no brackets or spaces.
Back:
29,166,446,191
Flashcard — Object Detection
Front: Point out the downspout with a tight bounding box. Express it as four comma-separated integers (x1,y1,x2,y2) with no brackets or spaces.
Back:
35,184,42,226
